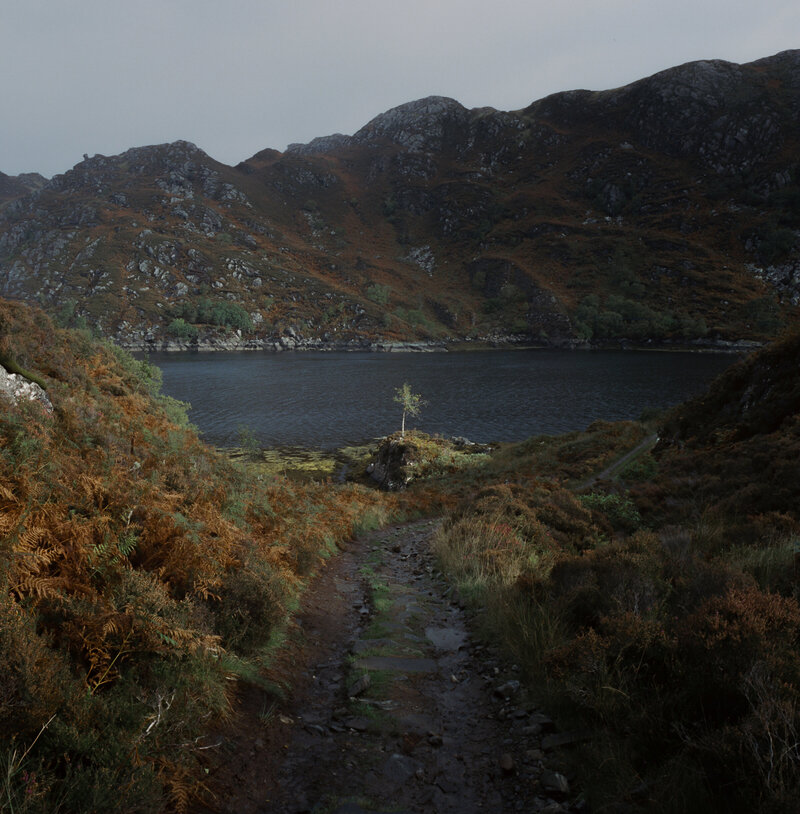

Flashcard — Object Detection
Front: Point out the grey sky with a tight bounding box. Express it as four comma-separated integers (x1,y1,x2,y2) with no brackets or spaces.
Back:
1,0,798,177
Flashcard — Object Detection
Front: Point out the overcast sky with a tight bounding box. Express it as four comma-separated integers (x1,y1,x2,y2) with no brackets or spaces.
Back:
1,0,798,177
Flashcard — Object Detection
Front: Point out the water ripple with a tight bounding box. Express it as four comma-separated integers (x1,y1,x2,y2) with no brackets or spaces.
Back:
145,349,736,449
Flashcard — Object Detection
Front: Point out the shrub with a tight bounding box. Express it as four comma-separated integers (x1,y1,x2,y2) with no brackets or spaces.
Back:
366,283,391,306
166,317,198,341
619,451,658,482
755,225,796,264
579,491,643,532
434,481,601,597
679,587,800,708
174,298,253,332
741,294,784,335
205,301,253,332
214,554,289,654
236,423,261,461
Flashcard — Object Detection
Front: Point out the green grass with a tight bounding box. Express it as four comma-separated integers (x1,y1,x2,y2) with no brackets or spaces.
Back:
725,536,799,594
362,618,393,639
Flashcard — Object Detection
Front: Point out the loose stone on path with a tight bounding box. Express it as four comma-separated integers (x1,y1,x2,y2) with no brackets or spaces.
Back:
424,626,468,651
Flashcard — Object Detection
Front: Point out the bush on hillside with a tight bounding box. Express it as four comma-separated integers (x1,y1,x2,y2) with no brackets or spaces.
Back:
167,317,199,341
174,297,253,332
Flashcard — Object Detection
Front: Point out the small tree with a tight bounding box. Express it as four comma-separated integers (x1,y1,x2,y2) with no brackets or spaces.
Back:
236,423,261,461
394,382,425,440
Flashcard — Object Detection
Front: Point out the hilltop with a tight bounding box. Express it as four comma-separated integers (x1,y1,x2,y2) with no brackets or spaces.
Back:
0,171,47,205
0,50,798,349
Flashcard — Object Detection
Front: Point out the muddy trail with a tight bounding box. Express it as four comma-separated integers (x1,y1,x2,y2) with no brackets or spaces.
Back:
196,520,584,814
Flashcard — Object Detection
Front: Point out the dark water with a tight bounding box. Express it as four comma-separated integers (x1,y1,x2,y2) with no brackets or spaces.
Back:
145,349,737,449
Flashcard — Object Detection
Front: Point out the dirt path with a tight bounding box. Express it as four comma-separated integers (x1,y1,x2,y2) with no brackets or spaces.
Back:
576,432,657,491
196,520,581,814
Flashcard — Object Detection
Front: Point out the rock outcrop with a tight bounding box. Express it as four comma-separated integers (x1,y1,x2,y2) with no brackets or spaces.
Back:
366,433,494,490
0,171,48,206
0,364,52,413
366,437,418,490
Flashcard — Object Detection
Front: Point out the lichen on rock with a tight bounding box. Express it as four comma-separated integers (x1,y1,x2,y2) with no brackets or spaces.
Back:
0,364,52,413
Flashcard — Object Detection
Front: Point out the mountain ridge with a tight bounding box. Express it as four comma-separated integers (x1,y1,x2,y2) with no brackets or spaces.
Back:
1,49,798,349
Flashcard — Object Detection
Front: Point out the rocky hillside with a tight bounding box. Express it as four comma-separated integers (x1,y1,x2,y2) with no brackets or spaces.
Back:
661,326,800,445
0,171,47,205
1,50,799,349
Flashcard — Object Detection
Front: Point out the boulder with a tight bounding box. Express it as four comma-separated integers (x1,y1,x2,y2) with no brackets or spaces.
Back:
365,437,417,490
0,365,52,413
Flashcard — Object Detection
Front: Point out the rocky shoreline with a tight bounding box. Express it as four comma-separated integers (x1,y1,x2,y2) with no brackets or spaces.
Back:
119,330,761,354
122,336,451,353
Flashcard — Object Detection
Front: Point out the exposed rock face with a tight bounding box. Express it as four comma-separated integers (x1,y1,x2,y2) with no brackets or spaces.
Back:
0,365,52,413
0,50,799,347
286,134,352,156
0,171,48,206
366,438,417,491
353,96,471,152
618,61,788,174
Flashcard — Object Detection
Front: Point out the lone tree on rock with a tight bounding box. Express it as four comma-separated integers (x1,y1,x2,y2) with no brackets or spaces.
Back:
394,382,425,440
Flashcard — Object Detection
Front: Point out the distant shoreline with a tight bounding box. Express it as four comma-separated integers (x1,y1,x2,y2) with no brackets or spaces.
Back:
125,334,759,355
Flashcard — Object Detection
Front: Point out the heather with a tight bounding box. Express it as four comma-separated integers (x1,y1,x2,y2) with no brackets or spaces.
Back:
431,331,800,812
0,299,398,812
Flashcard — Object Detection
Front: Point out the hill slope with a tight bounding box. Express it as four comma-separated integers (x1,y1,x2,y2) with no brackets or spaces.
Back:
1,51,799,348
428,331,800,811
645,325,800,524
0,296,394,811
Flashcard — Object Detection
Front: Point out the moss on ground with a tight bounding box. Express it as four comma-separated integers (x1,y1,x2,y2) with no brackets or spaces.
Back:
226,441,376,482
